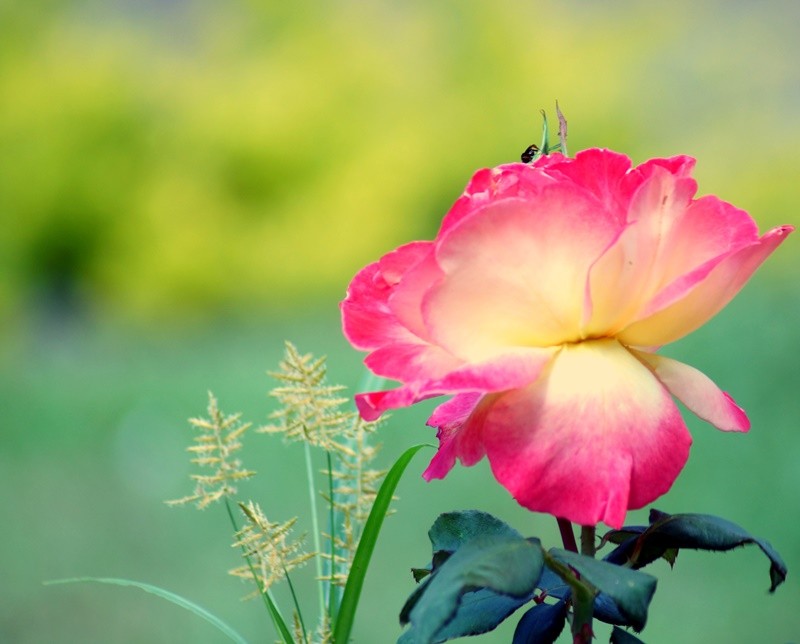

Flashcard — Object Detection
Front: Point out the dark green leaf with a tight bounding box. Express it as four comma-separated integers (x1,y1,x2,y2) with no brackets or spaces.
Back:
602,536,637,566
605,510,787,593
535,567,571,599
411,567,431,583
399,576,431,626
600,527,674,569
599,526,647,549
431,550,453,572
661,548,678,567
399,535,544,643
646,510,786,592
538,556,644,627
602,534,671,569
536,564,629,626
428,510,523,554
548,549,657,631
593,591,629,626
400,589,532,643
610,626,646,643
512,601,567,644
404,510,523,601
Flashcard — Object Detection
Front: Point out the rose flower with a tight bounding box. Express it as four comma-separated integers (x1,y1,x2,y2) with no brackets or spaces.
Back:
341,149,792,528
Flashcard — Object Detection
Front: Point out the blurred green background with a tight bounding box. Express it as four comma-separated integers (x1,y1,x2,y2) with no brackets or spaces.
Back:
2,0,798,642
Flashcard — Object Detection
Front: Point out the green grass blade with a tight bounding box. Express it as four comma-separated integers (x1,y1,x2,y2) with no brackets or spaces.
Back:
43,577,248,644
327,449,339,623
304,439,326,620
283,564,308,643
264,588,295,644
332,443,429,643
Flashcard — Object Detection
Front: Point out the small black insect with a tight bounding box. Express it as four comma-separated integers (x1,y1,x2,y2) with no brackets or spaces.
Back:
520,144,539,163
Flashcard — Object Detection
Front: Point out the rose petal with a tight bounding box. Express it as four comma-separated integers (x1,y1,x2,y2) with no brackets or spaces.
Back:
632,196,760,318
541,148,634,214
585,166,696,333
343,240,463,405
432,339,692,528
619,154,697,198
357,346,556,420
439,163,555,234
341,241,432,350
618,225,793,346
364,342,460,382
423,393,483,480
387,250,443,341
632,350,749,432
424,185,620,361
585,164,764,336
355,388,435,422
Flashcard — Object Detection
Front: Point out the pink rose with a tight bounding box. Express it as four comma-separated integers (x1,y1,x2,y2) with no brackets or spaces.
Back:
340,148,792,528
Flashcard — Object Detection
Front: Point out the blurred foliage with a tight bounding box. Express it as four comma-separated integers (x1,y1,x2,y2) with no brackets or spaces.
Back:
1,0,798,324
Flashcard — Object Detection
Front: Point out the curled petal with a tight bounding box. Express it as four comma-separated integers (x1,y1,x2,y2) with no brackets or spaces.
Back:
341,241,433,350
343,240,462,413
585,168,762,336
585,166,697,333
618,225,793,346
423,393,483,480
632,351,749,432
355,388,434,422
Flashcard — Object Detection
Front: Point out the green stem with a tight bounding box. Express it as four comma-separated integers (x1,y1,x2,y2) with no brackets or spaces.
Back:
575,524,596,641
571,585,595,644
327,450,339,622
282,562,307,643
224,498,293,644
557,517,578,553
304,440,326,620
543,552,594,644
580,525,596,558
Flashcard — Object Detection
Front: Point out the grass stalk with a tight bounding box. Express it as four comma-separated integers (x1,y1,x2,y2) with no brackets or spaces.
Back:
224,497,293,643
303,439,326,620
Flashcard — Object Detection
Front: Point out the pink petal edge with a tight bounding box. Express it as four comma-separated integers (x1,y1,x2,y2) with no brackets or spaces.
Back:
632,350,749,432
356,347,557,421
